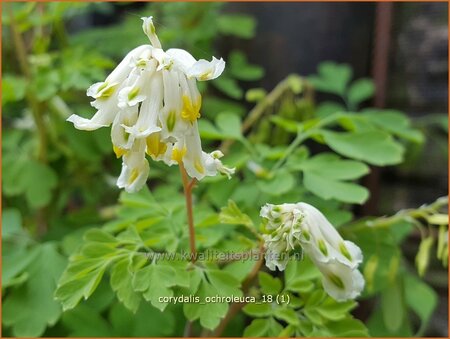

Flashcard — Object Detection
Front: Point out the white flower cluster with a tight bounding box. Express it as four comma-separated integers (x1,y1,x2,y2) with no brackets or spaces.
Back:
67,17,234,193
261,203,364,301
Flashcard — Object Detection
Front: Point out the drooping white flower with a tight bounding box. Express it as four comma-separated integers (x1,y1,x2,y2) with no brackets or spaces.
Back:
312,257,365,302
260,202,364,301
67,16,231,192
117,139,149,193
204,151,236,179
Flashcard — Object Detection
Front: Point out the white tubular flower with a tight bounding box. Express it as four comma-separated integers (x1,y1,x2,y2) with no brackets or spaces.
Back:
313,258,365,302
204,150,236,179
260,204,303,271
111,109,138,155
117,139,149,193
178,122,207,180
296,202,362,269
166,48,225,81
68,16,228,192
68,45,151,131
122,72,163,139
260,202,364,301
187,57,226,81
141,16,161,49
160,69,188,140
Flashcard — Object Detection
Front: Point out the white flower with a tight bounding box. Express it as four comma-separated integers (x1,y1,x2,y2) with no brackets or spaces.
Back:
295,203,363,269
141,16,161,49
117,139,150,193
204,150,236,179
313,258,365,302
187,57,226,81
260,202,364,301
67,16,229,192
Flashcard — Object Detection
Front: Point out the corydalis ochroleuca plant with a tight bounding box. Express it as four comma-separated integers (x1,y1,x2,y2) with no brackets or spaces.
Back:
67,17,234,192
261,203,364,301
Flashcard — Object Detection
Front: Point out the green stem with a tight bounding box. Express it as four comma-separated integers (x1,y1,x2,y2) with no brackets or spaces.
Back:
345,196,448,233
9,6,48,163
271,130,310,172
220,75,304,154
271,112,345,172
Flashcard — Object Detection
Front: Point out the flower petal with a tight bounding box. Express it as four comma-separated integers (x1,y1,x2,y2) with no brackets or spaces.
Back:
187,57,225,81
166,48,197,73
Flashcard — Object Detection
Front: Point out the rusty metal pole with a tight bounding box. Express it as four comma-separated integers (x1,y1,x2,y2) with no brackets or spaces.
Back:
362,2,394,215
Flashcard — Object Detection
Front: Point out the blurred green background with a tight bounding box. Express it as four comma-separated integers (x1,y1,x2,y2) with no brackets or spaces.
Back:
2,2,448,337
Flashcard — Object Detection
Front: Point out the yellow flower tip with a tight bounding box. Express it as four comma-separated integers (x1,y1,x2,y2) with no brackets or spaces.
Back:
128,168,139,185
113,145,127,158
146,133,167,158
181,95,201,122
194,158,205,174
98,83,118,99
171,146,187,163
199,70,213,81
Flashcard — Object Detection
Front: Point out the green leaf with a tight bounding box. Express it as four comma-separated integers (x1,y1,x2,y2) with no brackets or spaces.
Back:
213,75,243,99
318,317,369,337
270,116,299,133
322,130,404,166
183,279,226,329
2,208,23,239
198,120,224,140
243,303,273,317
404,273,438,335
229,51,264,81
300,153,369,203
243,318,270,337
316,102,346,118
257,169,295,196
202,96,246,117
347,78,375,108
2,244,40,289
55,260,108,311
3,244,66,337
300,153,369,180
219,200,254,227
259,271,282,295
243,317,283,337
216,112,242,139
309,62,352,96
199,112,242,140
183,268,242,330
285,256,320,284
132,262,177,312
110,258,141,313
380,278,405,332
25,161,58,209
108,301,176,337
2,75,27,104
303,171,369,204
316,298,357,321
362,110,424,143
273,307,299,326
207,269,242,298
217,14,256,38
1,157,58,208
83,228,118,244
61,304,113,337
